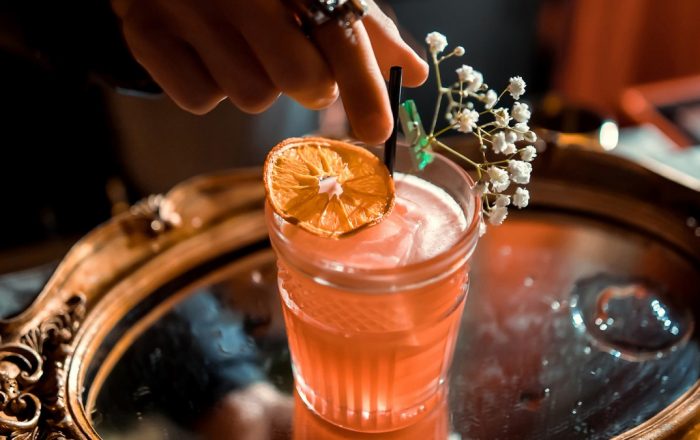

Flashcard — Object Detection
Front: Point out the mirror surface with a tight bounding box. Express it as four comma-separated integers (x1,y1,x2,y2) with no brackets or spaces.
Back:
85,211,700,440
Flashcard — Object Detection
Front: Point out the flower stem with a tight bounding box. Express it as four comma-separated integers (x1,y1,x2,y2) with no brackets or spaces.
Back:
477,127,484,146
477,126,492,139
429,53,443,136
432,138,481,169
434,124,456,137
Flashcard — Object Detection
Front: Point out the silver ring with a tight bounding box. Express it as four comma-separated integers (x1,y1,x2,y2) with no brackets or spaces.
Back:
287,0,369,30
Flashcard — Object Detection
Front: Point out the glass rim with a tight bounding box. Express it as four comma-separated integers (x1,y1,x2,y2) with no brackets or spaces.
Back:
266,148,482,289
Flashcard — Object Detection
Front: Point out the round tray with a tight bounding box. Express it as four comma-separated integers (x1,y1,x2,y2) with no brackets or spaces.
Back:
1,144,697,439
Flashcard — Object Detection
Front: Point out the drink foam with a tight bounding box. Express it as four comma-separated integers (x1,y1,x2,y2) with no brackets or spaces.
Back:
283,173,468,269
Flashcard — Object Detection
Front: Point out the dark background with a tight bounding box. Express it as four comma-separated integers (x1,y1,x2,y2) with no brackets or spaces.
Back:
1,0,699,269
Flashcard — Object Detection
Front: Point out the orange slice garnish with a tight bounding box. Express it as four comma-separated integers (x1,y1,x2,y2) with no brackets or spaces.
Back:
263,137,395,238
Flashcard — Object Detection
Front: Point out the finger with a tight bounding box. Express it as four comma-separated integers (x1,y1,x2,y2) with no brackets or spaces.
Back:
122,24,224,114
187,24,281,114
312,21,393,145
363,2,429,87
229,0,338,109
111,0,131,18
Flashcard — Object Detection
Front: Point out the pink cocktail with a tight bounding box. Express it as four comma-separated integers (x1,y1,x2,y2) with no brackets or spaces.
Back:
266,146,480,432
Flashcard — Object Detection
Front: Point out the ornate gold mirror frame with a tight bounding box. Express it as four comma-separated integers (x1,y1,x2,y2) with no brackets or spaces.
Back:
0,145,698,439
0,169,269,439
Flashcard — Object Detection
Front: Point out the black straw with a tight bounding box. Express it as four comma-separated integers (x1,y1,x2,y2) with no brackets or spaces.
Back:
384,66,403,177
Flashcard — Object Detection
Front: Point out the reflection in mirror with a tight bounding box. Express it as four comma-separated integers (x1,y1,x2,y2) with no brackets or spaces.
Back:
89,251,294,439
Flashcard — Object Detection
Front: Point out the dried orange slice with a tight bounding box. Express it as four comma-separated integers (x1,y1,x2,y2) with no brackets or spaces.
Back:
264,137,395,238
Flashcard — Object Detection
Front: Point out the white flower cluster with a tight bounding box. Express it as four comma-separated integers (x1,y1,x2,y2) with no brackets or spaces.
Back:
418,32,539,229
456,109,479,133
426,32,449,54
508,77,526,100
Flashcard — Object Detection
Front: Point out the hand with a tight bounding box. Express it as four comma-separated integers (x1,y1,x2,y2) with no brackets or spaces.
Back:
197,382,293,440
112,0,428,144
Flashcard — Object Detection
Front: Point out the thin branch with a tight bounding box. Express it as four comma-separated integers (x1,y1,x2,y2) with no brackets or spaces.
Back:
432,139,481,169
429,53,444,136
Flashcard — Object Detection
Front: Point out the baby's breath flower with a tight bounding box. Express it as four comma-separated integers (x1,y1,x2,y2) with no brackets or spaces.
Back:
484,89,497,109
426,32,448,54
508,160,532,184
514,122,529,132
520,145,537,162
401,33,538,229
487,166,510,193
489,206,508,225
512,187,530,208
513,122,529,140
466,71,483,93
493,108,511,128
493,132,517,155
456,109,479,133
508,76,526,99
512,102,531,123
456,65,475,83
492,131,507,154
495,194,511,207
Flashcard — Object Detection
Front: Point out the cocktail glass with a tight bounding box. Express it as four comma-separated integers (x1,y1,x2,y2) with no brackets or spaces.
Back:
265,144,481,432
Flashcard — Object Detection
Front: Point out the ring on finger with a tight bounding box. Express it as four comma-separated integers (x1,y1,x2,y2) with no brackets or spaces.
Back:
284,0,368,31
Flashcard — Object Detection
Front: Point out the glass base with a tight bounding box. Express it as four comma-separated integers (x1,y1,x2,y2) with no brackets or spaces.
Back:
294,370,446,433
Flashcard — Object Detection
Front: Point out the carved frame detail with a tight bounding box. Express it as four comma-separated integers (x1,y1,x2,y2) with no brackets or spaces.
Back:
0,295,85,440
